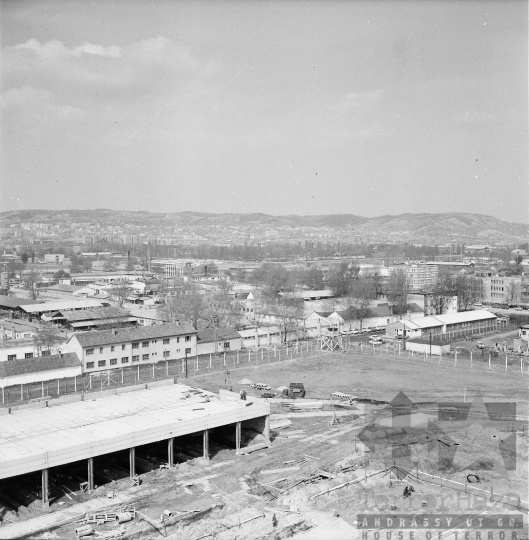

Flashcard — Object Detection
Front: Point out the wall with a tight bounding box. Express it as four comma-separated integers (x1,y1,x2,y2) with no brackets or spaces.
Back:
0,343,36,362
405,341,451,356
197,337,242,356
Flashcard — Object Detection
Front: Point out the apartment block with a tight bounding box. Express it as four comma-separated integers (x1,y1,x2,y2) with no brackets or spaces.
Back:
67,323,197,373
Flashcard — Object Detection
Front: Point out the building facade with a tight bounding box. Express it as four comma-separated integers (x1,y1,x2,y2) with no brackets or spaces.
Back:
66,323,197,373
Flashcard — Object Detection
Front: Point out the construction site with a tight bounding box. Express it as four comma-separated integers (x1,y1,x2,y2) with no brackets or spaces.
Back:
0,343,527,540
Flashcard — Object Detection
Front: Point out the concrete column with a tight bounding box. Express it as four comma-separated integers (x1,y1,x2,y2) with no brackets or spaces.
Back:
87,457,94,493
235,421,241,455
203,429,210,460
42,468,49,510
168,438,174,468
264,415,270,442
130,447,136,478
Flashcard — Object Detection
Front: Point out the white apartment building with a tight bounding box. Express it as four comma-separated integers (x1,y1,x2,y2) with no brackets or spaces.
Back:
389,264,438,292
482,276,522,304
67,323,197,373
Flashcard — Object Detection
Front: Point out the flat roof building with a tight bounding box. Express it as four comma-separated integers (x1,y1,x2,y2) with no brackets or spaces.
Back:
0,383,270,511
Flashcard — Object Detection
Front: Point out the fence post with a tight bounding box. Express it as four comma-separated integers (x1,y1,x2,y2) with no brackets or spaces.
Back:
248,350,251,362
153,364,155,378
223,352,226,366
166,360,169,376
74,376,77,393
237,351,239,364
42,381,44,397
20,384,23,402
209,354,212,368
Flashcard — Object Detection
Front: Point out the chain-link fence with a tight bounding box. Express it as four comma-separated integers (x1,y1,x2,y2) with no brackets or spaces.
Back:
0,339,322,407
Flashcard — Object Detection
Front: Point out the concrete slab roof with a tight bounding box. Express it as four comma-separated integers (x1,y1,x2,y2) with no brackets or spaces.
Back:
0,383,269,479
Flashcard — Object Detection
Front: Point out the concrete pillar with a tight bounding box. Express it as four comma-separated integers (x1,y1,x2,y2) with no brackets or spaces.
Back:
264,415,270,442
87,457,94,493
130,447,136,478
168,438,174,468
235,421,241,455
203,429,209,460
42,468,49,510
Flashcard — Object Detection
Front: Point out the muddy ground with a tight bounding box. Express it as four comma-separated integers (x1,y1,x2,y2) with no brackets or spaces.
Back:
8,350,529,540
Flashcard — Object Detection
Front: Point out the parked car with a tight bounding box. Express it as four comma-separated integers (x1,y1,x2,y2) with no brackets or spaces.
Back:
261,392,276,399
351,329,360,335
369,339,383,346
369,335,382,341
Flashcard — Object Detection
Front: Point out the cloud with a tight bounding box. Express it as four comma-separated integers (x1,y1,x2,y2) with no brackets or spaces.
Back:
3,36,220,101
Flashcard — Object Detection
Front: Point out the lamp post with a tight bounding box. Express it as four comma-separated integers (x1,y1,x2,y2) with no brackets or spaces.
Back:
429,332,432,357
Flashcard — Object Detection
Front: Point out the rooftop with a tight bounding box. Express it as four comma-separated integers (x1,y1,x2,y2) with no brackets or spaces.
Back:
197,327,241,343
21,299,104,314
0,296,42,309
0,383,269,479
0,352,80,378
60,306,132,322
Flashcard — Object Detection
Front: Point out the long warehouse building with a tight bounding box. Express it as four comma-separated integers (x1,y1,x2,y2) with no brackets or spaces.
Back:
0,383,270,509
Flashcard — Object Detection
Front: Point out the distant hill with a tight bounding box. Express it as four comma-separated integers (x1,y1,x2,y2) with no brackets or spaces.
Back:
0,209,526,240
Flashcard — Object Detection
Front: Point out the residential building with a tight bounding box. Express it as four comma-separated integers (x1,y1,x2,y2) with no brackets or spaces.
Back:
388,264,438,292
482,276,522,304
66,322,197,373
407,293,458,316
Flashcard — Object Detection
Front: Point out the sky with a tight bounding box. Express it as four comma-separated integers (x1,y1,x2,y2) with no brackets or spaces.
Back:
1,0,527,223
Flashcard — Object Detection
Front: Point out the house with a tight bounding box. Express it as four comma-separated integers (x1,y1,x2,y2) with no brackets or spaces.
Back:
0,319,43,340
0,340,38,362
196,327,242,355
0,352,82,388
385,310,498,340
66,322,197,373
302,290,334,301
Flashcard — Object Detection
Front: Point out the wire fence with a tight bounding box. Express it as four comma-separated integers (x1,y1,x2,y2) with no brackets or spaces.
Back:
0,339,322,407
2,335,527,408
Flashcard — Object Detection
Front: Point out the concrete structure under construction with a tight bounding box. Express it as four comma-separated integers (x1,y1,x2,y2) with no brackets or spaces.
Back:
0,383,270,509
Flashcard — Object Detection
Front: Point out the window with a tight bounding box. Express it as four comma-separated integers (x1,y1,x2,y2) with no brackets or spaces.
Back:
176,337,180,343
132,355,139,362
86,348,94,355
98,360,106,367
99,347,104,353
223,342,230,349
7,354,16,361
122,344,126,350
163,338,170,345
111,346,115,352
142,354,149,361
25,352,34,358
142,341,149,348
185,335,191,342
185,348,191,354
121,357,129,364
163,350,170,357
87,361,94,368
110,358,117,365
132,342,139,349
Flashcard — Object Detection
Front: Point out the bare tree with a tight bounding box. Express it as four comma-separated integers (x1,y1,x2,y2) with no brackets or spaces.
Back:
266,295,304,343
346,277,375,330
108,279,133,307
33,326,65,356
157,283,206,329
22,270,40,301
505,280,521,305
387,269,409,318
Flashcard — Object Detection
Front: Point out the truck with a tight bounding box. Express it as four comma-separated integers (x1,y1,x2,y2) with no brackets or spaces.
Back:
288,382,306,399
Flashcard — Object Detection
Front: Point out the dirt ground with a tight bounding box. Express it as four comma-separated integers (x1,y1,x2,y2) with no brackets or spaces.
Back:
8,350,528,540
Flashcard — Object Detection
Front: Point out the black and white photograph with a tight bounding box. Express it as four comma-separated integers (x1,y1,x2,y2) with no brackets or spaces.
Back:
0,1,527,539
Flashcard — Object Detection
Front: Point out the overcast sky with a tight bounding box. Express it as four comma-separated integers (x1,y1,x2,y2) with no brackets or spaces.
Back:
1,0,527,222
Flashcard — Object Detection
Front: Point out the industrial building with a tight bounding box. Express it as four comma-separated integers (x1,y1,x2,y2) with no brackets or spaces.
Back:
0,383,270,509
